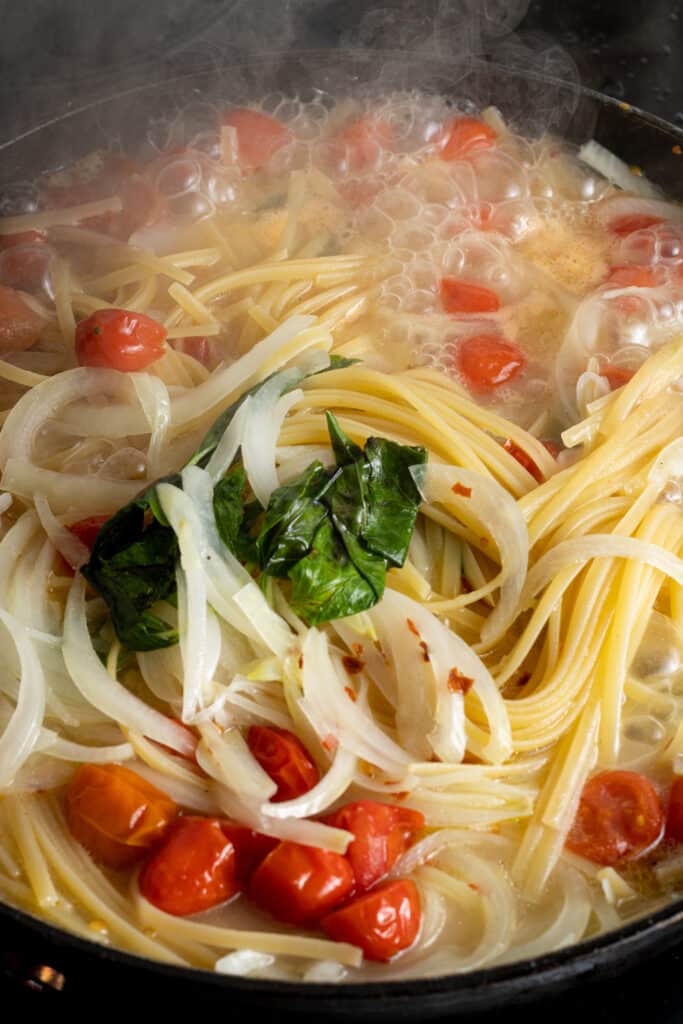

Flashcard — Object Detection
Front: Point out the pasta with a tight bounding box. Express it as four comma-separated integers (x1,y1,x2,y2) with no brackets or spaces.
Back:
0,88,682,982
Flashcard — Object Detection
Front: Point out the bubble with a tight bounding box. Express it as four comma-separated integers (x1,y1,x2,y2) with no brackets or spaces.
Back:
167,191,216,224
624,716,667,746
155,158,202,199
375,189,422,221
97,447,147,481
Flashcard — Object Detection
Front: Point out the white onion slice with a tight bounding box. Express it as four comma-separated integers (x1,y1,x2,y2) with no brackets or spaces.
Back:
62,575,194,754
242,378,303,508
34,493,89,570
214,785,353,853
0,610,46,788
578,140,660,199
197,725,277,802
133,374,171,478
261,744,356,819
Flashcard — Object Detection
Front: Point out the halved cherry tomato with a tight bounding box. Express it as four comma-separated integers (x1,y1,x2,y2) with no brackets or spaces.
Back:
65,763,178,869
248,841,355,925
75,308,166,371
0,230,46,249
605,264,658,288
170,335,212,365
332,116,395,173
0,242,51,293
455,334,525,392
0,284,45,351
247,725,320,803
219,822,278,884
503,439,543,483
139,816,239,916
321,879,421,962
221,109,291,170
67,515,109,551
566,770,664,866
438,116,496,161
321,800,424,892
440,277,500,315
665,777,683,843
609,213,664,237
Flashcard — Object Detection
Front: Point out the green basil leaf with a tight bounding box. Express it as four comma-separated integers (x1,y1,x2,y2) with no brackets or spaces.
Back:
288,518,377,625
256,461,330,576
361,437,427,567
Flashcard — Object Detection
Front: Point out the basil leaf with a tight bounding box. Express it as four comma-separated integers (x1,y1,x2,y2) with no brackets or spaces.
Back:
361,437,428,567
288,519,377,625
326,410,364,466
257,461,330,577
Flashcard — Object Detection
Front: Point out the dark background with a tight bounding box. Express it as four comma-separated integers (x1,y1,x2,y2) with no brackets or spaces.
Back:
0,0,682,1017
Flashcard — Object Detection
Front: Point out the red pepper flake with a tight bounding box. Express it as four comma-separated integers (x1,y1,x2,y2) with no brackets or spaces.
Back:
322,733,339,752
344,686,358,702
394,791,409,801
351,643,364,657
298,654,304,670
503,438,543,483
515,672,531,689
342,655,365,675
451,481,472,498
542,439,562,460
480,536,489,548
468,882,481,892
419,640,430,663
406,618,420,637
448,668,475,695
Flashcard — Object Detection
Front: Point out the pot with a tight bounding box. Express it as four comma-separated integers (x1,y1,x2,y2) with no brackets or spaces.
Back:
1,49,682,1015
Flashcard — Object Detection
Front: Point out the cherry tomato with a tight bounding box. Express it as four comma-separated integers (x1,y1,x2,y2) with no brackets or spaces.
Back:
439,116,496,161
503,439,543,483
170,335,212,365
139,816,239,916
322,800,424,892
247,725,320,803
665,777,683,843
566,770,664,866
219,822,278,884
598,360,635,390
248,841,355,925
0,284,45,352
67,515,109,551
75,308,167,371
321,879,421,962
455,334,525,392
65,763,178,869
332,116,395,173
0,242,51,293
609,213,664,237
440,277,500,315
221,109,291,170
605,264,658,288
0,230,46,248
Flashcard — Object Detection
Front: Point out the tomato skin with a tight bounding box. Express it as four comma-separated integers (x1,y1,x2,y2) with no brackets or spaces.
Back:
321,880,421,962
440,277,500,315
248,841,355,925
139,816,239,916
219,823,278,884
665,777,683,843
609,213,664,237
566,770,664,866
222,109,291,170
597,360,635,390
75,308,167,371
0,230,46,249
65,763,178,869
0,284,45,352
503,439,543,483
455,334,525,391
333,116,395,173
0,243,52,293
439,117,496,161
67,515,109,551
247,725,320,803
321,801,425,892
606,264,658,288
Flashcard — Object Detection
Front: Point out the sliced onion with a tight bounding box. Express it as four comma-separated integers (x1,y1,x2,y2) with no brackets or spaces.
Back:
242,377,304,508
62,575,194,755
34,493,89,570
213,784,353,853
205,398,251,483
578,140,660,199
419,464,528,647
196,723,277,802
132,374,171,478
215,950,276,977
38,732,134,763
0,610,46,788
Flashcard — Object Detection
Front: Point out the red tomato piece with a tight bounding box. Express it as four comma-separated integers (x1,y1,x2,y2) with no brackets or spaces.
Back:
440,277,500,315
566,770,664,866
503,439,543,483
221,109,291,170
0,242,51,293
0,230,46,249
333,116,395,173
666,777,683,843
321,800,424,892
248,841,355,925
44,161,162,240
321,879,421,962
455,334,525,392
605,264,658,288
219,822,278,884
609,213,664,237
542,439,563,460
139,816,239,916
171,335,212,365
67,515,109,551
439,116,496,161
65,763,178,869
597,360,635,390
75,308,166,371
0,284,45,351
247,725,320,803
